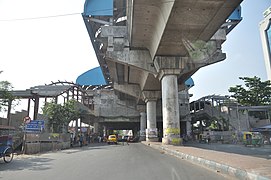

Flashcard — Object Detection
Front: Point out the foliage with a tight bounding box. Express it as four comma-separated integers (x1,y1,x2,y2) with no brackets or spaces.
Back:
0,74,15,112
113,130,123,135
64,100,81,122
42,100,80,133
209,120,219,130
228,76,271,106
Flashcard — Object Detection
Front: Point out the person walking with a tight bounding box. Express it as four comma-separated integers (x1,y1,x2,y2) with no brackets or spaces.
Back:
122,136,129,146
206,133,211,144
79,134,83,147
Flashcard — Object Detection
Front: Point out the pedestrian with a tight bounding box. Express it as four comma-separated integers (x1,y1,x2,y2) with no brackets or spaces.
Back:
122,136,129,146
70,133,74,147
206,133,211,144
103,136,107,143
232,133,237,144
87,134,90,145
79,134,83,147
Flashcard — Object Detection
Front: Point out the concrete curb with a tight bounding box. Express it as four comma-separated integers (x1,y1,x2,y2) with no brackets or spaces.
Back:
142,142,270,180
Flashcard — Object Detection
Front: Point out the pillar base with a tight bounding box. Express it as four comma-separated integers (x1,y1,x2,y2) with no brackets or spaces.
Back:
162,137,182,145
139,136,146,141
146,137,159,142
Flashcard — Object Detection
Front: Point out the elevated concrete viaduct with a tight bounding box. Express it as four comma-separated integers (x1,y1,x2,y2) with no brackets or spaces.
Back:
82,0,243,145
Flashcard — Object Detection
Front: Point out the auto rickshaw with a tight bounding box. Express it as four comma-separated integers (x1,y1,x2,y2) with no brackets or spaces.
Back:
243,131,263,147
0,125,15,163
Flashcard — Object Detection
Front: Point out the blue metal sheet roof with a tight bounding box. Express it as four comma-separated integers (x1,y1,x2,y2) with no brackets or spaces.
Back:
228,6,242,21
185,77,194,89
76,67,107,86
83,0,113,16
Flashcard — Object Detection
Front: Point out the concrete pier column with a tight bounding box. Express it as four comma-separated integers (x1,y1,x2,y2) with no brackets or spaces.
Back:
186,121,192,139
137,105,147,141
140,112,147,140
179,89,192,139
33,94,40,120
154,56,184,145
161,75,181,145
142,91,160,142
103,126,107,137
94,122,99,134
146,100,158,142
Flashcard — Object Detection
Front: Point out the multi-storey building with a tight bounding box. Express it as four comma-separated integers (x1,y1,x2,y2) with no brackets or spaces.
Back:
260,6,271,81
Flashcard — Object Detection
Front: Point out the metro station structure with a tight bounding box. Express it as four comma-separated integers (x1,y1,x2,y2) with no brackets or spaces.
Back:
79,0,243,145
0,1,246,147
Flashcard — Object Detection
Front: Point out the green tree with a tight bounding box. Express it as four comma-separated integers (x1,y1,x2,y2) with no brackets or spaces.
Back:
0,71,15,112
63,100,80,126
228,76,271,106
42,100,80,133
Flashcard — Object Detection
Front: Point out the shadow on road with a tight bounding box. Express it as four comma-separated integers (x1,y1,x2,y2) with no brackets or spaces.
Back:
0,155,53,171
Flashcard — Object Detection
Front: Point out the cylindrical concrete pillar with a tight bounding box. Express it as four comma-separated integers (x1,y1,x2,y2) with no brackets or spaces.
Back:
147,101,156,129
161,75,181,145
140,112,147,140
146,100,158,142
103,126,107,137
94,122,99,134
186,121,192,139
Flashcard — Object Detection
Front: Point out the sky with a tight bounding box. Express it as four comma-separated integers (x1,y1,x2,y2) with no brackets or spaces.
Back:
0,0,270,114
189,0,271,101
0,0,99,90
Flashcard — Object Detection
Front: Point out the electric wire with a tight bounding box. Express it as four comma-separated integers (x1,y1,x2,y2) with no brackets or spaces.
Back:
0,0,176,22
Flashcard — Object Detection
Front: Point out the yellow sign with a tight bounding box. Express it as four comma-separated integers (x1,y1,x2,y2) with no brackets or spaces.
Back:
165,128,180,135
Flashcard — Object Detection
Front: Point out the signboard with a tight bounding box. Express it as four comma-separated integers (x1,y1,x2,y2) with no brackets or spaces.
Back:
25,120,45,132
23,116,31,124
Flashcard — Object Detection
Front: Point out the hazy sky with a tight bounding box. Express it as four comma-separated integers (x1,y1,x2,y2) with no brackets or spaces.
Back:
0,0,270,114
0,0,99,90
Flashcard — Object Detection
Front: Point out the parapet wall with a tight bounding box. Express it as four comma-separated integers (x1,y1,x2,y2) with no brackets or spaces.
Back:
24,132,70,154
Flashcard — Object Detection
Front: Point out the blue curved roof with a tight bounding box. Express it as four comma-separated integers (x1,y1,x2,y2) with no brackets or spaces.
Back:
77,66,193,88
83,0,113,16
76,67,107,86
185,77,194,89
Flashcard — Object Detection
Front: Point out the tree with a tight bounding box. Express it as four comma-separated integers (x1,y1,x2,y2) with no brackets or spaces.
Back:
42,100,80,133
0,71,15,112
228,76,271,106
63,100,80,126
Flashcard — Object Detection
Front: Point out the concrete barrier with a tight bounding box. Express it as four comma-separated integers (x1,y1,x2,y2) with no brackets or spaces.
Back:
24,133,71,154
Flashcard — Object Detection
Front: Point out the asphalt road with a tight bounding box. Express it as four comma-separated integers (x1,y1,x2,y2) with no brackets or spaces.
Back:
0,143,233,180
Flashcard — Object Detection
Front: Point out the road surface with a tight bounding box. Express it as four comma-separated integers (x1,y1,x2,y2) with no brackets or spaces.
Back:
0,143,234,180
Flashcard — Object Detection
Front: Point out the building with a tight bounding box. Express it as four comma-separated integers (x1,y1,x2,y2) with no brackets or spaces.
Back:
259,6,271,81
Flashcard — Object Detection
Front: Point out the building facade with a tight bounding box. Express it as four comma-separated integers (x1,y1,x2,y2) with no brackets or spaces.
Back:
260,6,271,81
